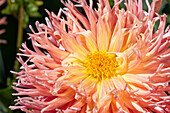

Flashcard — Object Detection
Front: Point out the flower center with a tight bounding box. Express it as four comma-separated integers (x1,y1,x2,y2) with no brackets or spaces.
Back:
83,52,119,81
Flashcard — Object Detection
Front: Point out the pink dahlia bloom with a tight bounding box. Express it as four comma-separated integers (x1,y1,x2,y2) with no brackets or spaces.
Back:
10,0,170,112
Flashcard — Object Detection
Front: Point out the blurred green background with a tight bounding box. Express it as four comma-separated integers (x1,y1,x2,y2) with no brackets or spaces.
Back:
0,0,169,113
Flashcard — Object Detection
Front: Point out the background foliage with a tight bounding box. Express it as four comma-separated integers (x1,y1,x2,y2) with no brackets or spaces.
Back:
0,0,169,113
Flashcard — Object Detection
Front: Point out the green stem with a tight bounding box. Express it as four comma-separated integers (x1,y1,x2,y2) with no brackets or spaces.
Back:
13,5,23,75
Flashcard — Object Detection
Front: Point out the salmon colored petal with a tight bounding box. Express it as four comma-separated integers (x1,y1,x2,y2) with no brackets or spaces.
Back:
78,30,98,52
108,17,123,52
10,0,170,112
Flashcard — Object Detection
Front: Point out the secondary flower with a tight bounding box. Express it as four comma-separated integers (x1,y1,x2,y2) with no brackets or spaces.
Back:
0,0,7,44
10,0,170,112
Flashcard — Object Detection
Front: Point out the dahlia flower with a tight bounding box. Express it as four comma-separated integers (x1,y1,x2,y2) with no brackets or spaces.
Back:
10,0,170,112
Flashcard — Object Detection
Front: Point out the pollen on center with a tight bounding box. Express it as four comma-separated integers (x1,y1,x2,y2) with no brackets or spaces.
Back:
83,52,119,81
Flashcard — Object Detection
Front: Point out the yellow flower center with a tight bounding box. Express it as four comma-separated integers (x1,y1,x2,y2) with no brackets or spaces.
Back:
83,52,119,81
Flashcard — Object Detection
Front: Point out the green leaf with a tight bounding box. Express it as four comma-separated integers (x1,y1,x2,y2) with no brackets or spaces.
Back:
16,0,24,5
26,3,38,13
109,0,114,7
167,15,170,24
35,1,44,6
24,0,30,3
1,4,19,15
24,0,34,3
0,100,8,113
28,11,41,18
22,10,29,28
0,87,13,106
0,87,14,113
